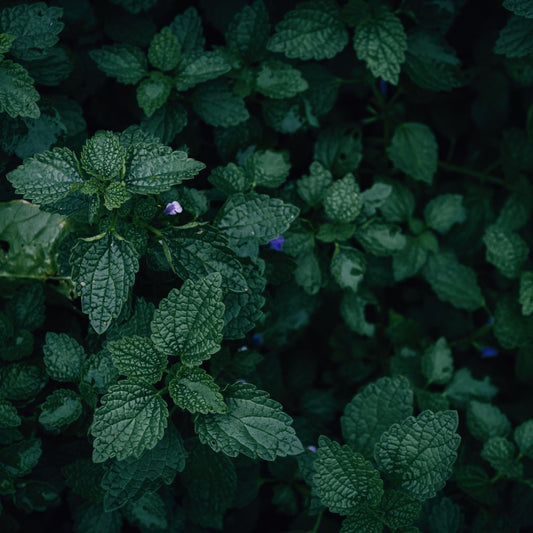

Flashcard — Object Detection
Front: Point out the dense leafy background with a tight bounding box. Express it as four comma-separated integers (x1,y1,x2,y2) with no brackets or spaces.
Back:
1,0,533,532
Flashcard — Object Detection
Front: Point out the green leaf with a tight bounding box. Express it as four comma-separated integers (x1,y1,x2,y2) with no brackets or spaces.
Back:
0,399,21,429
226,0,270,62
356,220,406,257
7,147,83,204
331,246,366,292
245,149,291,188
0,363,47,401
0,438,41,477
324,174,363,223
422,252,484,311
361,183,393,217
313,435,384,514
380,490,421,529
168,7,205,53
72,501,122,533
43,332,86,382
107,336,166,384
481,436,522,478
151,273,225,366
70,233,139,335
103,181,131,211
81,131,125,180
208,163,252,195
374,410,461,500
503,0,533,17
169,366,227,414
387,123,438,184
297,161,333,207
0,60,40,118
122,491,167,530
519,271,533,315
89,44,147,84
102,425,186,511
192,79,249,127
341,376,413,458
495,16,533,58
496,190,532,231
182,444,236,529
148,27,180,71
340,291,376,336
294,250,322,295
314,126,363,176
421,337,454,386
38,389,82,431
255,60,308,99
392,237,428,281
136,71,172,117
317,223,356,242
195,382,303,460
216,192,299,244
466,400,511,442
267,0,348,60
379,180,415,222
175,51,231,91
162,225,247,292
124,143,205,194
424,194,465,234
483,224,529,279
91,380,168,463
494,294,533,348
140,101,188,144
444,368,498,409
80,349,119,398
0,33,15,55
454,465,497,506
514,419,533,458
422,497,463,533
353,8,407,84
62,459,105,502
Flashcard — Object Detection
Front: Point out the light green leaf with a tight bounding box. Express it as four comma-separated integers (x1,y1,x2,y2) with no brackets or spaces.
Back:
356,220,407,257
466,400,511,442
313,435,383,514
91,380,169,463
136,71,172,117
495,15,533,58
168,7,205,53
89,44,147,85
102,425,187,511
353,8,406,84
7,147,83,204
481,437,522,478
175,51,231,91
392,236,428,281
255,60,308,99
192,79,249,127
324,174,363,223
387,122,438,184
245,149,291,188
514,419,533,458
195,382,303,460
43,332,86,382
297,161,333,207
124,143,205,194
519,271,533,315
0,399,21,429
375,410,461,500
81,131,125,180
423,252,484,311
38,389,82,431
503,0,533,17
341,376,413,458
330,246,366,292
148,27,180,71
483,224,529,279
267,0,348,60
444,368,498,409
424,194,465,234
0,60,40,118
0,362,47,401
70,234,138,335
208,163,252,195
216,192,299,244
169,366,227,414
107,336,166,384
421,337,454,386
150,273,225,366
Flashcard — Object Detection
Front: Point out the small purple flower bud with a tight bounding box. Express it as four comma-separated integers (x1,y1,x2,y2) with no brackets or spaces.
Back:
251,333,264,346
235,378,247,384
164,201,183,215
268,235,284,251
378,78,387,95
307,445,317,453
481,346,499,358
486,317,494,326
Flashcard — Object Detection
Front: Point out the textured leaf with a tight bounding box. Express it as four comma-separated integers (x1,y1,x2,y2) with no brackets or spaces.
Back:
208,163,252,195
0,438,41,477
324,174,363,223
0,399,21,429
330,246,366,292
62,459,106,502
89,44,147,84
494,295,533,348
314,126,363,176
297,161,333,207
80,349,119,400
355,220,407,257
444,368,498,409
341,376,413,458
423,252,484,311
255,60,308,99
195,382,303,460
313,435,383,514
148,27,180,71
379,180,415,222
102,425,187,511
140,101,188,144
481,437,522,478
381,490,422,529
124,143,204,194
81,131,125,180
514,419,533,458
244,149,291,188
294,250,322,295
392,237,428,281
91,380,169,462
267,0,348,60
107,336,166,384
72,501,122,533
7,147,83,204
519,271,533,315
216,192,299,244
70,233,139,335
0,363,47,401
483,224,529,279
503,0,533,18
136,71,172,117
421,337,454,386
424,194,465,234
175,51,231,91
387,122,438,184
353,8,407,84
340,291,376,336
466,400,511,442
150,273,225,366
340,511,382,533
192,79,249,127
495,16,533,58
103,181,131,211
374,410,461,500
169,366,227,414
122,491,167,530
0,60,40,118
43,332,86,382
38,389,82,431
168,7,205,53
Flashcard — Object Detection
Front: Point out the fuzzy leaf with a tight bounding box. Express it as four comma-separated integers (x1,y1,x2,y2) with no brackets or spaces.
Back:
89,44,147,84
0,60,40,118
245,149,291,188
297,161,333,207
483,224,529,279
324,174,363,223
148,27,180,71
43,332,86,382
81,131,125,180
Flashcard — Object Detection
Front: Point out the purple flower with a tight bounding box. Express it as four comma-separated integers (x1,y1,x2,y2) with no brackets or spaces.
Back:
268,235,284,251
486,317,494,326
164,201,183,215
378,78,387,95
251,333,264,346
481,346,499,358
235,378,247,384
307,445,317,453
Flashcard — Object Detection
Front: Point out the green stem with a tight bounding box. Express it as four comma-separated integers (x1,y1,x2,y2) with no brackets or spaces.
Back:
157,386,168,397
137,219,163,238
308,510,324,533
438,162,510,189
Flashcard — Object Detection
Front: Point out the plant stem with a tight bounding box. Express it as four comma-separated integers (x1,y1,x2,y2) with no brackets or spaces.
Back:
308,510,324,533
438,162,510,189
